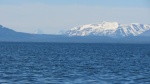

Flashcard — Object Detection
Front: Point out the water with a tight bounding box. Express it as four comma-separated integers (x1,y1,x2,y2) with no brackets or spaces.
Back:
0,42,150,84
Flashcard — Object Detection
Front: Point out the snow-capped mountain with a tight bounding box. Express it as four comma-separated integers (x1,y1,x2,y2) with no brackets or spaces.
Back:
33,29,44,34
0,24,150,43
66,21,150,37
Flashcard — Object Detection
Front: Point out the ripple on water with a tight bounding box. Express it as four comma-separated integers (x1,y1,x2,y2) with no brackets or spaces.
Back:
0,43,150,84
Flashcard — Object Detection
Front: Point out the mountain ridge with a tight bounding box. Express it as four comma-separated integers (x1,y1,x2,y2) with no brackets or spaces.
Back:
0,23,150,43
65,21,150,37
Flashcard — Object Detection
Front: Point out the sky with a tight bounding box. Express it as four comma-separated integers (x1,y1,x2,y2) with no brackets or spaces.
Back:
0,0,150,34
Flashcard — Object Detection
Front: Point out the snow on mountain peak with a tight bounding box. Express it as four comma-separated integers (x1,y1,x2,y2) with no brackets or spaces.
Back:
100,21,119,30
66,21,150,37
33,29,44,34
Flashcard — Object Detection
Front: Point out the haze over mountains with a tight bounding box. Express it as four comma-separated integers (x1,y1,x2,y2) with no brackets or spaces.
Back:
0,21,150,43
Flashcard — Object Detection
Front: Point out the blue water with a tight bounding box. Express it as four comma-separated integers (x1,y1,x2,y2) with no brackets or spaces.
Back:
0,42,150,84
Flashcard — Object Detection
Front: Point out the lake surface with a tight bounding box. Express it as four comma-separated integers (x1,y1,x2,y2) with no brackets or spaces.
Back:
0,42,150,84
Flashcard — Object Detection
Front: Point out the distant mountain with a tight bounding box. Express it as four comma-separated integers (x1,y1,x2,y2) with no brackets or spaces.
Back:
0,25,31,41
139,29,150,36
0,24,150,43
33,29,44,34
65,21,150,37
0,25,64,42
0,25,17,35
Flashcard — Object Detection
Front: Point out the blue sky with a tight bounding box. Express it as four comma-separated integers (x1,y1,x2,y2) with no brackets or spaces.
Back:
0,0,149,7
0,0,150,34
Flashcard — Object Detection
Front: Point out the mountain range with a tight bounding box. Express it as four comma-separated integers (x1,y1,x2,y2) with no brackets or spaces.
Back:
0,21,150,43
65,21,150,37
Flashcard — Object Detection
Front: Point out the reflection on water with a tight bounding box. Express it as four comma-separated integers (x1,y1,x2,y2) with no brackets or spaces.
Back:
0,42,150,84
